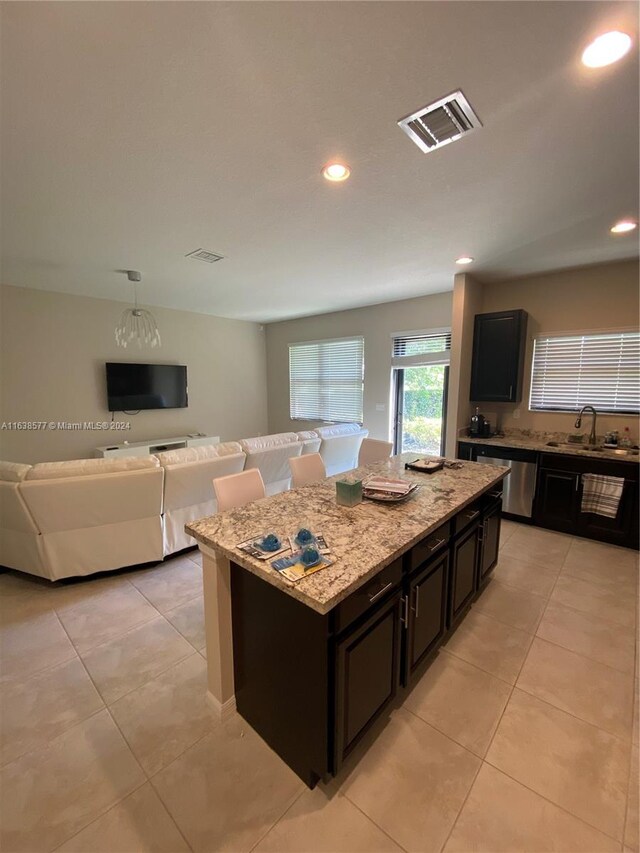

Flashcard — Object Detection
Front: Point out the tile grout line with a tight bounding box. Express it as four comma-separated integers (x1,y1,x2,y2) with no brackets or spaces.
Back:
102,645,199,709
481,574,554,601
621,587,640,848
438,643,522,688
31,611,163,852
480,753,627,847
402,703,490,762
478,543,631,846
0,706,108,772
528,626,638,682
442,607,536,688
342,792,411,853
438,554,545,853
57,597,200,707
246,786,308,852
54,595,161,657
436,744,484,853
544,593,638,633
511,550,638,749
48,777,151,853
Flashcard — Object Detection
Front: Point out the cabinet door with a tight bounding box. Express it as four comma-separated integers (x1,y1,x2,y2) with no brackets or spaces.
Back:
534,468,580,532
470,310,527,402
479,502,501,582
334,591,402,770
579,479,639,548
405,552,448,683
449,523,479,626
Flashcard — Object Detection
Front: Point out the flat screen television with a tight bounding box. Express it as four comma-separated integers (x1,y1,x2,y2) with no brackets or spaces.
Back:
106,363,188,411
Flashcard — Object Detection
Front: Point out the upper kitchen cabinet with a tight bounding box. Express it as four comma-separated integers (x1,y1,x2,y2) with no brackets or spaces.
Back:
470,309,528,403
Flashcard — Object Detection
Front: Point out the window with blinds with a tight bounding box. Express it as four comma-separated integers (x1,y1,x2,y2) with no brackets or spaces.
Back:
289,336,364,423
392,330,451,366
530,331,640,414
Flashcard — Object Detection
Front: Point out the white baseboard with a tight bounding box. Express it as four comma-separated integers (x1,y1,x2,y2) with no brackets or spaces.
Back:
206,690,236,720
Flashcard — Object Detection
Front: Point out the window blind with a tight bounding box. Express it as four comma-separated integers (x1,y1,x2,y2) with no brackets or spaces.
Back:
392,330,451,367
289,336,364,423
530,331,640,414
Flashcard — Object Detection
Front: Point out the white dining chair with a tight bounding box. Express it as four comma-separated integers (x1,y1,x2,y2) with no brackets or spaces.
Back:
213,468,266,512
359,438,393,465
289,453,327,488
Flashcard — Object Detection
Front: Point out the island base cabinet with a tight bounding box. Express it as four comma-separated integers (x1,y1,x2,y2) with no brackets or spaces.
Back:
449,522,480,627
404,552,448,684
334,590,402,772
230,564,331,789
479,499,501,584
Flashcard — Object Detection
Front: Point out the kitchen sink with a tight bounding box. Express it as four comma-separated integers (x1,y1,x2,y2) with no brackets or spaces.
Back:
546,441,600,450
546,441,638,456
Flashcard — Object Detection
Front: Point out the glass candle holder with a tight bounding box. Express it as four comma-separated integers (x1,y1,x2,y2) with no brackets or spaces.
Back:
336,478,363,507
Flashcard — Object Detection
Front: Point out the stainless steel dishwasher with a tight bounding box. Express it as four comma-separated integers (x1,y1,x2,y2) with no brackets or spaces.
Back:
474,445,538,518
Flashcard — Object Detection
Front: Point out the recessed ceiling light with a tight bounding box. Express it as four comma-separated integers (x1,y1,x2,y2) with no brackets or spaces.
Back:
582,31,632,68
322,162,350,182
455,256,474,265
610,220,637,234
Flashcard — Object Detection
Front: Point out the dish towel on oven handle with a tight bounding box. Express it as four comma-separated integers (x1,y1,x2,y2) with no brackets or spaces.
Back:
580,473,624,518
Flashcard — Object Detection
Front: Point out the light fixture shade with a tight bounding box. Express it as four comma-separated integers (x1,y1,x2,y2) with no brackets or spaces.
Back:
115,271,161,348
115,308,161,348
582,31,632,68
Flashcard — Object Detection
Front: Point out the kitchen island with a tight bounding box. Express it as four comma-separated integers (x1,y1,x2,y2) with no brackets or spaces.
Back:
186,454,508,787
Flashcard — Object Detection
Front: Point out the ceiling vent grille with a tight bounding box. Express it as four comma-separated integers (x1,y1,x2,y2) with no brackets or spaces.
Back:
398,90,482,153
186,248,225,263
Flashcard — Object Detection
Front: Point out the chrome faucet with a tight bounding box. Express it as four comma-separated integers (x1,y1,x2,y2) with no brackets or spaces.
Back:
575,406,598,446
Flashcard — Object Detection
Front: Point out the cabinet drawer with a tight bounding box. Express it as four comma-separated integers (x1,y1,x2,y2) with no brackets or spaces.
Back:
454,501,482,536
408,522,451,572
335,557,403,633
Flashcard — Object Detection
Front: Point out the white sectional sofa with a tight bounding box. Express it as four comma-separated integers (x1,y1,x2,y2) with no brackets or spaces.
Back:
239,433,303,496
0,461,48,579
157,442,245,555
313,423,369,476
14,457,165,581
0,422,368,580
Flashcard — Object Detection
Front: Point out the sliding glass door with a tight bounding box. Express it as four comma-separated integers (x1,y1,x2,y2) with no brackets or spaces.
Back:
393,364,449,456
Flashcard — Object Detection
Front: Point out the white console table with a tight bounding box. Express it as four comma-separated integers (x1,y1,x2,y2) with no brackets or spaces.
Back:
95,434,220,459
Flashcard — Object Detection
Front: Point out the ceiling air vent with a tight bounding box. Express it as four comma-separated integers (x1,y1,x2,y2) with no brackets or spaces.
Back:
185,248,225,263
398,90,482,153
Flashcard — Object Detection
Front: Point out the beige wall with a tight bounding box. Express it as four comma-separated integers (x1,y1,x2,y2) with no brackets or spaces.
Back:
478,259,640,440
265,291,453,441
0,285,269,463
445,273,484,456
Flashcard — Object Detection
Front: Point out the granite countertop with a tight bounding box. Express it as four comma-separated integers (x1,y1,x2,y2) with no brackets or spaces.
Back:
186,454,508,615
460,434,640,464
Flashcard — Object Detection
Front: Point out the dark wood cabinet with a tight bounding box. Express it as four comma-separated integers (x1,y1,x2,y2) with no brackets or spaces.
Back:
534,453,639,548
470,310,528,403
229,481,506,788
404,551,448,684
479,499,501,582
334,590,402,770
449,521,480,626
534,467,580,533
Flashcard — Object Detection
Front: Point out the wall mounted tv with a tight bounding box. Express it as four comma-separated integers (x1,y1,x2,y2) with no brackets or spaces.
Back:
106,363,188,411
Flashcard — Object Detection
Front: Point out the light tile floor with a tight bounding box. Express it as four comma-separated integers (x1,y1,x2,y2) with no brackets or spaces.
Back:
0,523,638,852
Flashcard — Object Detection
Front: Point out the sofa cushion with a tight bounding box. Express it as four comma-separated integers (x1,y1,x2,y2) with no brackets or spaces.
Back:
315,423,365,438
155,441,242,466
295,430,320,441
0,460,32,482
26,456,160,480
239,433,300,453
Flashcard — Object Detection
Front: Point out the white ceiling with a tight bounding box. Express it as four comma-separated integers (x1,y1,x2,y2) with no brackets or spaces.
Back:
1,1,638,323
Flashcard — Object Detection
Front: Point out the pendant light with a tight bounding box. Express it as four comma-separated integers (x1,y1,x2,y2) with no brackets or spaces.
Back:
115,271,161,349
